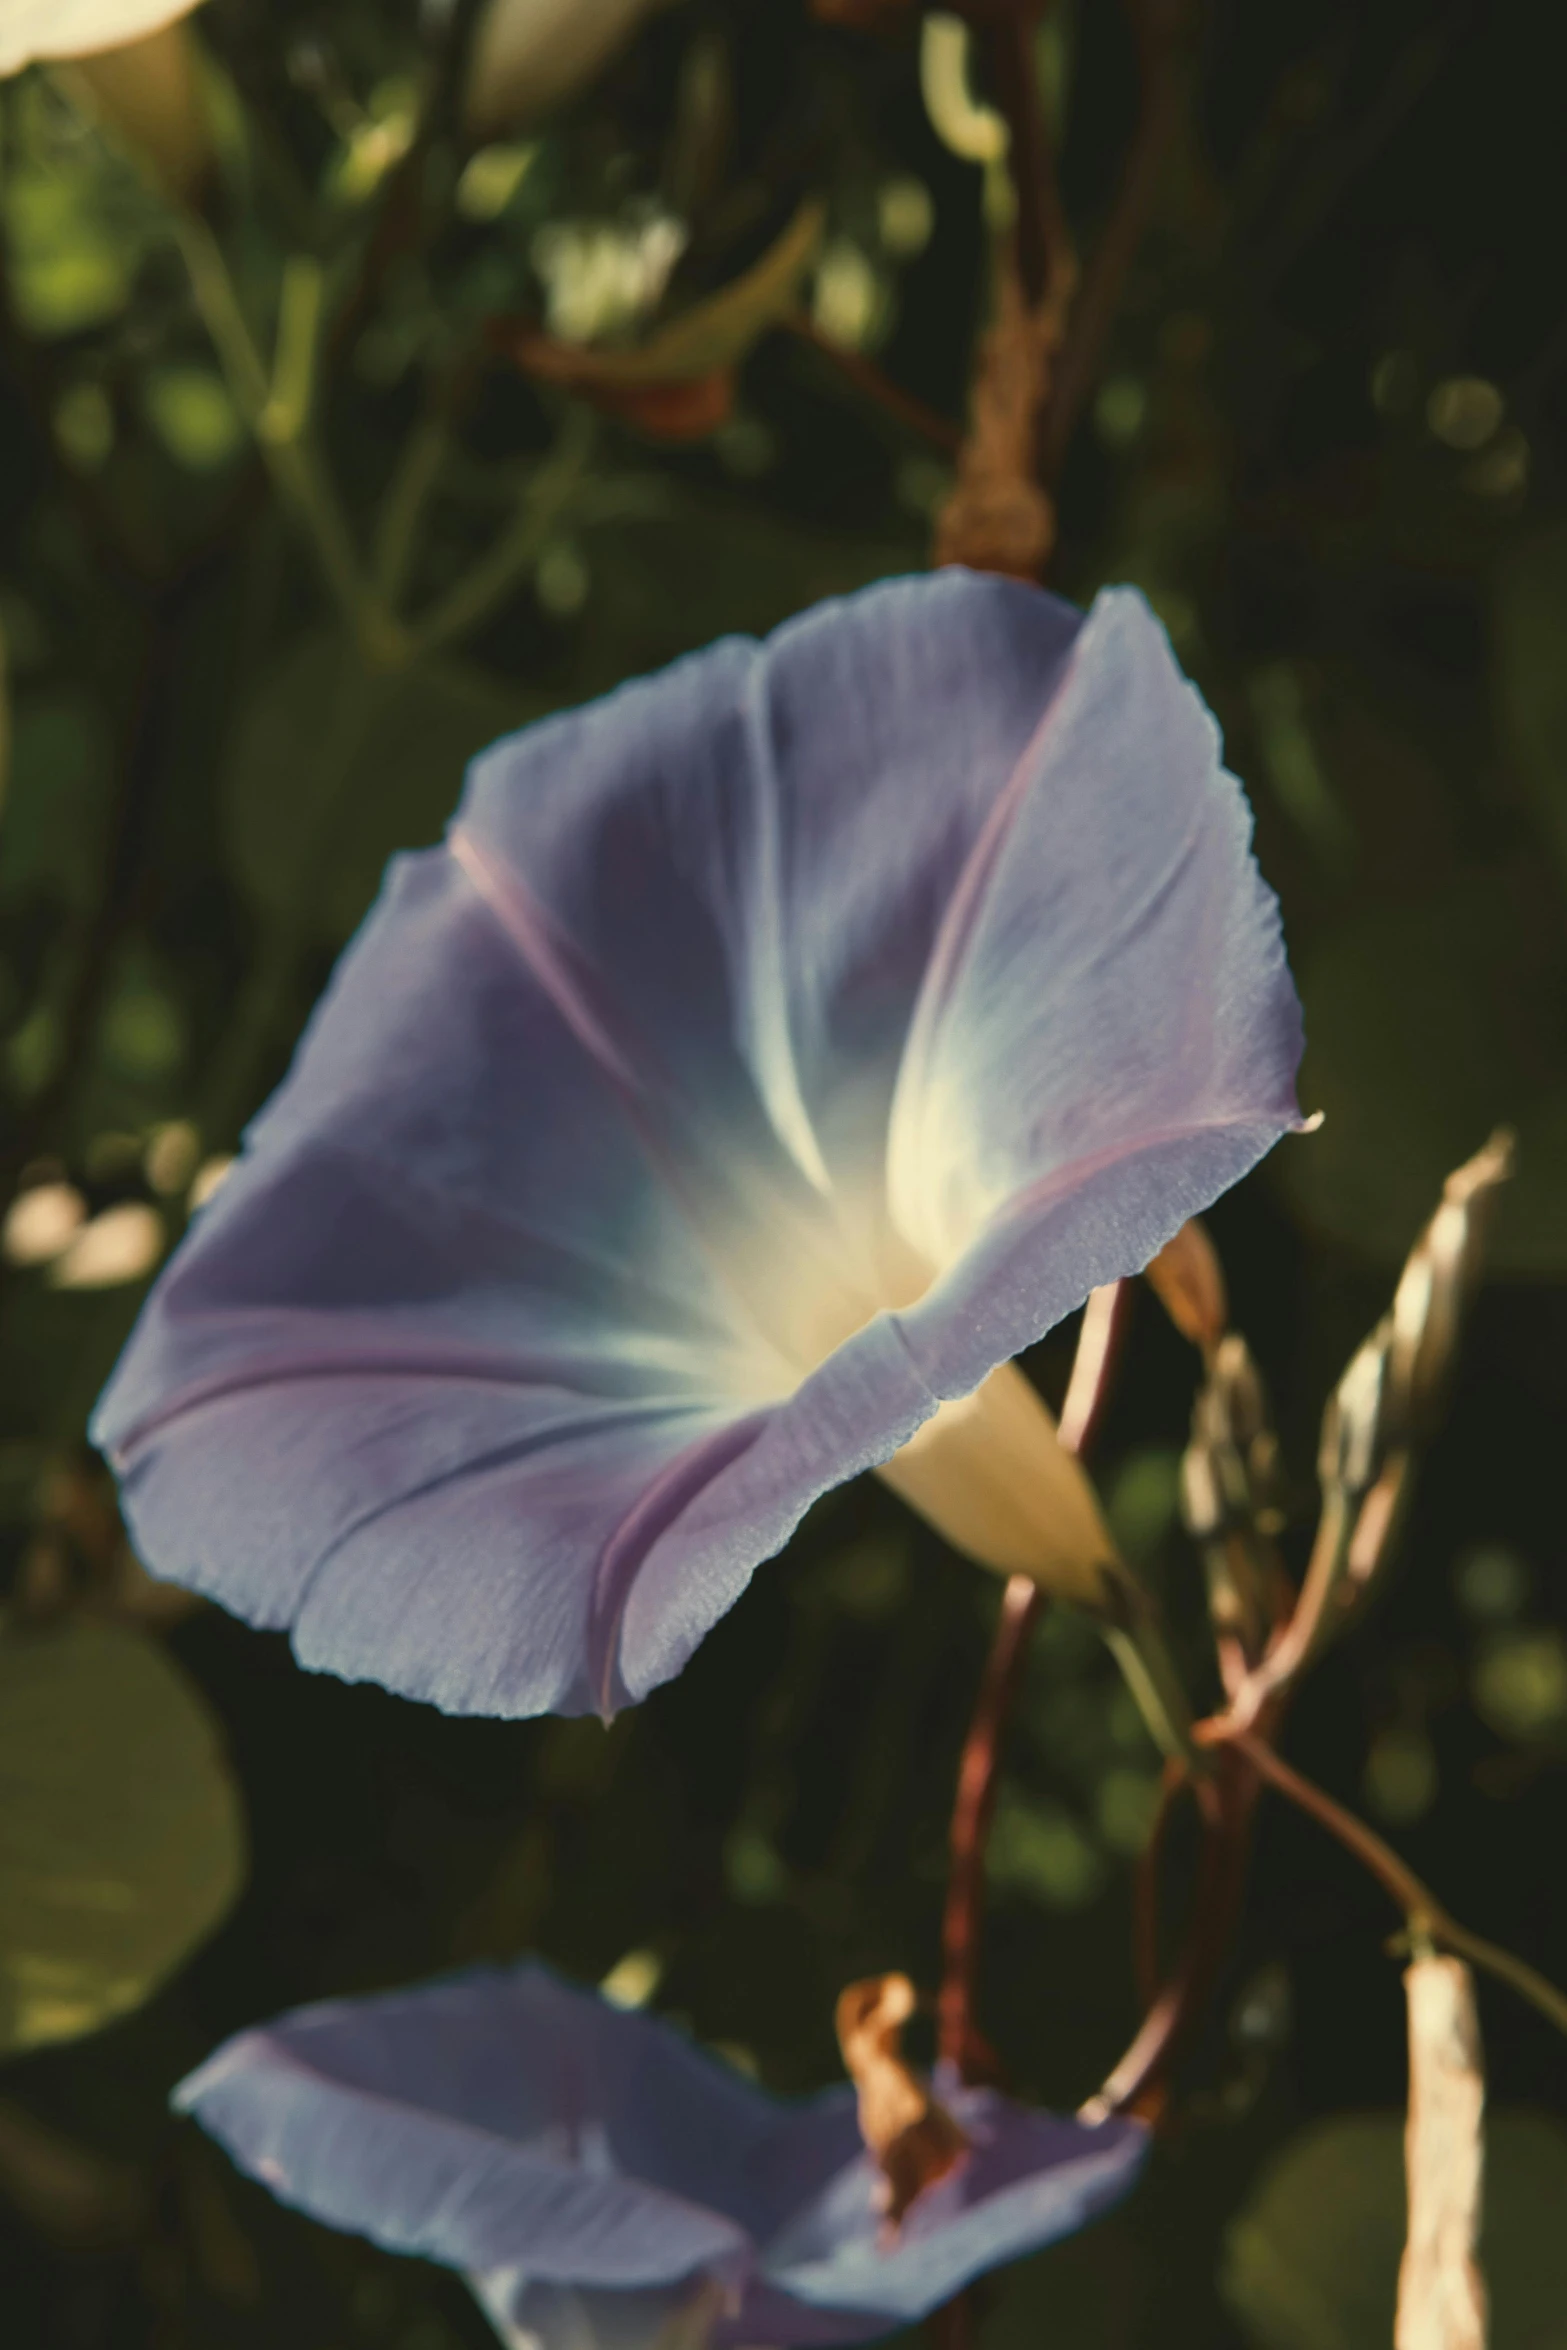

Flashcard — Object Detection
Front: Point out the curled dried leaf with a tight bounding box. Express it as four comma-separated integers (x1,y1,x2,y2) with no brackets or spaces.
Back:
835,1973,968,2227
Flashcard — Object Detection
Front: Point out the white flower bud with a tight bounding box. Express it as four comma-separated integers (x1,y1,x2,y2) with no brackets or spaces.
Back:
465,0,665,135
0,0,201,75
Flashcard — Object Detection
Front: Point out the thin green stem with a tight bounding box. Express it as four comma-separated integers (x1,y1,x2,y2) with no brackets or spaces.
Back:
199,654,382,1144
174,216,390,654
1100,1563,1197,1767
261,253,325,445
408,407,598,658
374,411,451,609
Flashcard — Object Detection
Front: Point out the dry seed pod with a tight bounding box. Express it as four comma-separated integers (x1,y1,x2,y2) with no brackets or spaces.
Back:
1395,1955,1487,2350
1237,1135,1514,1716
1180,1332,1285,1673
1319,1319,1393,1508
1388,1129,1514,1441
1326,1130,1513,1586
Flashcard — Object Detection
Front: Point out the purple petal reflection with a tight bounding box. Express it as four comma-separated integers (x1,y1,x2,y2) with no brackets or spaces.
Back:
95,573,1303,1716
176,1964,1148,2345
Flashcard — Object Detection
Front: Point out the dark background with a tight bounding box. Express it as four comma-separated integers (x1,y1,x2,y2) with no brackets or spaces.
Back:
2,1,1566,2342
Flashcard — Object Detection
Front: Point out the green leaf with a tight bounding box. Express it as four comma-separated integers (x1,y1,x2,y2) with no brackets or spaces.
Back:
1277,870,1567,1271
519,202,827,387
224,634,549,941
0,1621,246,2056
1222,2109,1567,2350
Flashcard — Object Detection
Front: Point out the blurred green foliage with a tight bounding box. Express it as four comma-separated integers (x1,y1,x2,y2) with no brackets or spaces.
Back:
0,1620,244,2058
0,0,1565,2345
1222,2110,1567,2348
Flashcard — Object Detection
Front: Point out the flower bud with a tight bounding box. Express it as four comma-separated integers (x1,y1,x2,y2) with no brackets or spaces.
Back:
1387,1128,1514,1440
0,0,200,75
1146,1217,1228,1353
877,1361,1116,1609
465,0,663,134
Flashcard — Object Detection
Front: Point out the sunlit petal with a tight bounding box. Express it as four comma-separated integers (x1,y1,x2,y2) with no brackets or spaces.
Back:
0,0,200,73
96,572,1302,1716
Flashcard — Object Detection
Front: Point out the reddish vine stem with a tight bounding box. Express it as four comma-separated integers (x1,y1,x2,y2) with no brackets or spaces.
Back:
938,1575,1043,2079
1132,1758,1190,2006
781,315,964,453
1082,1761,1226,2119
988,9,1062,310
1084,1742,1267,2119
1219,1728,1567,2042
1040,0,1191,479
937,1282,1131,2078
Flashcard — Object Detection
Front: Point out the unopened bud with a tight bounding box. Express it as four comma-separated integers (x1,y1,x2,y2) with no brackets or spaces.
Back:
1179,1441,1225,1545
877,1361,1116,1609
51,16,213,203
1146,1219,1228,1352
1320,1321,1393,1504
1268,1136,1516,1703
465,0,663,133
1186,1335,1282,1536
1388,1129,1514,1439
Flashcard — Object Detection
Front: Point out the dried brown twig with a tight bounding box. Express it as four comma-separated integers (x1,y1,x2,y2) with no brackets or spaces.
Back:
1214,1729,1567,2044
1038,0,1194,479
1085,1134,1531,2123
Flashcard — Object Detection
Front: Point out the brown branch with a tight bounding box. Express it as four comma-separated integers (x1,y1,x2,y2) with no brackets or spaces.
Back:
1220,1729,1567,2042
1040,0,1191,480
1083,1741,1260,2119
938,1574,1042,2079
988,11,1059,308
1133,1758,1190,2005
937,1282,1131,2078
780,315,963,453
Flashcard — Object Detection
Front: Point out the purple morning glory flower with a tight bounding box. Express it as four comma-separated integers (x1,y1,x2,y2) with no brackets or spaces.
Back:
93,572,1302,1718
174,1962,1149,2347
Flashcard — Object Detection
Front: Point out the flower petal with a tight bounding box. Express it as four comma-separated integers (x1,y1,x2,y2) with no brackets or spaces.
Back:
179,1969,1147,2343
96,572,1300,1718
93,850,779,1715
759,2087,1147,2321
473,2273,715,2350
456,570,1079,1218
175,1967,785,2289
0,0,199,72
887,585,1304,1399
